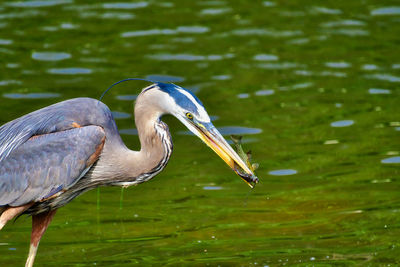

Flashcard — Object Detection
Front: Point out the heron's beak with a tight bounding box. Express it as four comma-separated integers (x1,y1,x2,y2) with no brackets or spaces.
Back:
194,122,259,188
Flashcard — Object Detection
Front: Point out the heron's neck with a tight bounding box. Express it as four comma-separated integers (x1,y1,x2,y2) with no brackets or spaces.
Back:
103,93,173,185
133,102,173,181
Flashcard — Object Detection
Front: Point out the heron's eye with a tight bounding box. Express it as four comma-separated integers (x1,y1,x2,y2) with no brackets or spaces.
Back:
186,112,194,120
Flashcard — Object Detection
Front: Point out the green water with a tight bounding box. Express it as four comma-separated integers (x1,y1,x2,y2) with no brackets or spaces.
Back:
1,0,399,266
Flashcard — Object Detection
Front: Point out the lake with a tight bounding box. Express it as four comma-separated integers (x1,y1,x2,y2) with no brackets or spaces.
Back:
0,0,399,266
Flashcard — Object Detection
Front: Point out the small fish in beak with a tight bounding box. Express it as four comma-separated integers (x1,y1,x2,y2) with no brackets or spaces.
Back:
231,135,259,188
192,122,259,188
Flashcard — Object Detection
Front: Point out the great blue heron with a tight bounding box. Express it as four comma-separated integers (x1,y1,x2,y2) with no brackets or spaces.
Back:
0,82,258,266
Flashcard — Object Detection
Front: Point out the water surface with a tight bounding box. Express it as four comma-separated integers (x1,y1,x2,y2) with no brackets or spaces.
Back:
0,0,399,266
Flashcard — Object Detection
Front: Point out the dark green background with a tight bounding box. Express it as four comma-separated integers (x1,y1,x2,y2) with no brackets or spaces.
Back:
0,0,399,266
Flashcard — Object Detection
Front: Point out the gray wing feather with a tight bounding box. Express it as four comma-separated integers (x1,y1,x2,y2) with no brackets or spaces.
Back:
0,108,68,163
0,98,113,163
0,126,105,206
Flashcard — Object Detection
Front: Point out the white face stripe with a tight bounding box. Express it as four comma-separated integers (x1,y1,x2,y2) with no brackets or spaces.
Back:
175,87,211,123
152,84,212,123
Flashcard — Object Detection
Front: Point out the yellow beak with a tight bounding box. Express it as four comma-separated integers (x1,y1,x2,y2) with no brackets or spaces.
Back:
195,123,259,188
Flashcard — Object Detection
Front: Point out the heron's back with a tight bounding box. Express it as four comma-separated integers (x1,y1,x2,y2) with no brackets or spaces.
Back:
0,98,121,212
0,126,105,207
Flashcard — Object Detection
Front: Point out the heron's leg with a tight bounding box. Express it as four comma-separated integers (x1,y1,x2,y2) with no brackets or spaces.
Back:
0,203,33,230
26,209,57,267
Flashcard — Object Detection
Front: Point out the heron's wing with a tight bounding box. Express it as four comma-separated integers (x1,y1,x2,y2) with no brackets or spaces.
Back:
0,125,105,206
0,98,110,163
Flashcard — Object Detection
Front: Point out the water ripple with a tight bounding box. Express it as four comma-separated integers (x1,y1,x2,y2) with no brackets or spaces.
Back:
203,186,223,190
210,115,219,121
3,92,60,99
280,11,305,17
116,95,137,101
311,6,342,15
320,71,347,78
103,2,148,9
32,52,71,61
0,39,13,45
0,80,22,86
41,26,59,32
321,20,366,27
198,1,227,6
171,37,195,43
212,74,231,80
0,10,44,19
200,8,231,15
258,62,303,69
47,67,92,74
368,88,391,94
268,169,297,176
80,57,107,63
111,111,131,119
147,53,234,61
371,7,400,16
291,82,313,89
263,1,276,7
255,89,274,96
325,62,351,68
178,26,209,33
178,126,262,136
287,38,309,45
253,54,279,61
365,73,400,83
237,93,249,99
146,74,184,82
119,129,138,135
294,70,313,76
100,12,135,20
330,120,354,127
327,29,369,36
60,23,78,29
121,26,209,37
232,28,302,37
215,126,262,135
381,156,400,164
157,2,174,8
324,140,339,145
6,0,72,8
362,64,379,71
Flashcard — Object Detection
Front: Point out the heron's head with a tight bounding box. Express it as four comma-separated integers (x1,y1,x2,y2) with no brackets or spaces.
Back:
143,82,258,187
